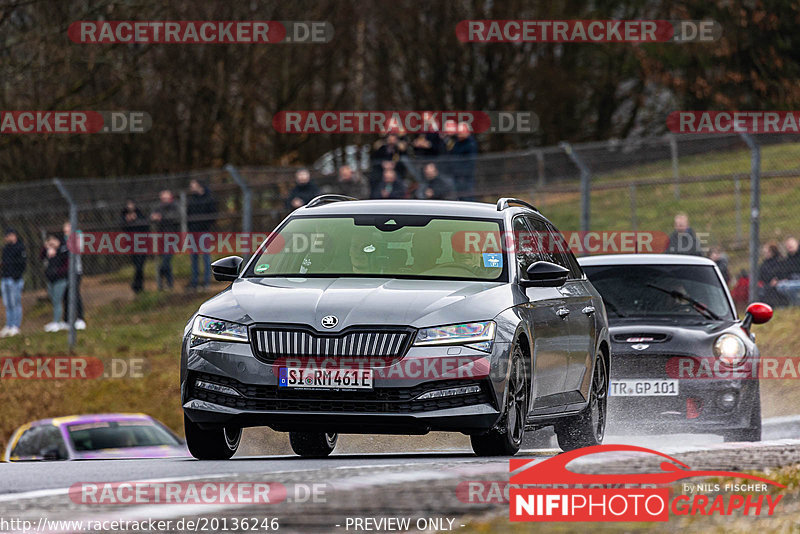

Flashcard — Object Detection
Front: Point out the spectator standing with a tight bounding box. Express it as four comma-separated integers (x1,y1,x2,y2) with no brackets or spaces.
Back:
0,228,26,337
777,236,800,305
758,241,787,307
448,122,478,201
285,169,320,211
151,190,180,290
666,213,703,255
61,221,86,330
411,132,446,159
708,246,730,284
334,165,368,199
370,133,407,188
419,163,454,200
41,234,69,332
187,180,217,291
122,199,149,294
371,168,406,199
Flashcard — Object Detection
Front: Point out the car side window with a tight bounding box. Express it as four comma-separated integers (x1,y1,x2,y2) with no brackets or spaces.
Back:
512,217,537,275
39,425,67,459
545,222,583,279
523,216,555,264
11,426,43,458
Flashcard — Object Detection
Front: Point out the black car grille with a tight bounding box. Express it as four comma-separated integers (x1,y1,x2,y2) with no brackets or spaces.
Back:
250,325,413,361
611,352,697,379
189,372,491,413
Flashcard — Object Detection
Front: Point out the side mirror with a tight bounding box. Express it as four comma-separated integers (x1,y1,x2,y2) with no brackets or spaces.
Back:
742,302,773,331
211,256,243,282
520,261,569,288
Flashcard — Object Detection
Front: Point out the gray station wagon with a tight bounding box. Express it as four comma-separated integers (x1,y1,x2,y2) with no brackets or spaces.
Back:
181,196,610,458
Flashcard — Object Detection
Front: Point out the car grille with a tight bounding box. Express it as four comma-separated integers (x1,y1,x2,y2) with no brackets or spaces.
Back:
611,352,697,378
189,372,490,413
250,326,413,361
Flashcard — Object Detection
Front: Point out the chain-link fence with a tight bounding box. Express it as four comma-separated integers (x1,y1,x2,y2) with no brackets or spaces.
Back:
1,133,799,347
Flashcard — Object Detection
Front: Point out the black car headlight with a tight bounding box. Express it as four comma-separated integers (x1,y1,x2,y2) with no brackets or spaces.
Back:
713,333,747,366
191,316,249,343
413,321,496,353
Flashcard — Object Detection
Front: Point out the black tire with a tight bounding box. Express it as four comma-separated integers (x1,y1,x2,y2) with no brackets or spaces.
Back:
289,432,338,457
471,344,529,456
723,400,762,442
554,354,607,452
184,414,241,460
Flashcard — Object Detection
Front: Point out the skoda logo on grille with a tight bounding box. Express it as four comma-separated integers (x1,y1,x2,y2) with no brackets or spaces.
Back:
321,315,338,329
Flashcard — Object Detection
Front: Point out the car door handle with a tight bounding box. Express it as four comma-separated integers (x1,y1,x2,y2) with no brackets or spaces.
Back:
582,306,595,316
555,307,570,318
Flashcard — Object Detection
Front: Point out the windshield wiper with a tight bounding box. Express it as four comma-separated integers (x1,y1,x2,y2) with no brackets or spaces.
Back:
645,283,721,321
602,297,627,317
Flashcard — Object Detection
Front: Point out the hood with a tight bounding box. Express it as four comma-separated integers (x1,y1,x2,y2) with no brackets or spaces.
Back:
198,277,513,330
608,318,743,354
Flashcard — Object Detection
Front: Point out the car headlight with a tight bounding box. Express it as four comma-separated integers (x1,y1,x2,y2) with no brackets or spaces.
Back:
191,316,249,343
413,321,496,352
713,333,747,366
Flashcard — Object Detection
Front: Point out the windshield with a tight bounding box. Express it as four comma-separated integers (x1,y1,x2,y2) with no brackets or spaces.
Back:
582,264,734,321
245,215,507,281
67,420,180,451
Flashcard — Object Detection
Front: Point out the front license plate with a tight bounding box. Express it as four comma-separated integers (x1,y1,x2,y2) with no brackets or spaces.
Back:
609,379,679,397
279,367,373,390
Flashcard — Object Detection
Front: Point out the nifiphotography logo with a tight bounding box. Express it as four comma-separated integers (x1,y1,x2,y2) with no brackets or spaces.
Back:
509,444,784,522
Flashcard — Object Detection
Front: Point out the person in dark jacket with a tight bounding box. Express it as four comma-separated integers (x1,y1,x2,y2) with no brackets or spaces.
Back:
371,168,407,199
758,241,788,307
41,234,69,332
411,132,446,159
285,169,320,211
61,221,86,330
334,165,369,199
151,190,180,290
187,180,217,290
420,163,454,200
777,236,800,305
122,199,149,293
1,228,26,337
708,246,731,285
666,213,704,255
370,133,408,188
448,122,478,201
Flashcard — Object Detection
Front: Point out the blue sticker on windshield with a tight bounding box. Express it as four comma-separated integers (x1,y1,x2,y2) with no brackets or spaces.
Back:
482,253,503,268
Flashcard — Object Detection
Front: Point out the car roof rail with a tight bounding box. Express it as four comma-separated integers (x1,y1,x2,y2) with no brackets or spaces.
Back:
497,197,539,212
305,194,358,208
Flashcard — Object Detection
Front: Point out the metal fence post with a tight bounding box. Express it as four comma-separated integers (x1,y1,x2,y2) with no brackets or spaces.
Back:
53,178,78,350
560,142,591,233
536,149,545,189
734,174,743,244
669,134,680,200
740,133,761,304
225,164,252,259
629,183,638,233
179,191,188,233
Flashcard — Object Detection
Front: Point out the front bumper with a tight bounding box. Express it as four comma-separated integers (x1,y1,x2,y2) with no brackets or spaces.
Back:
606,351,759,434
181,336,512,434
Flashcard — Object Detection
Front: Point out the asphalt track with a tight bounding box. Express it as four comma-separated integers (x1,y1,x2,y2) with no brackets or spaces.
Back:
1,419,799,533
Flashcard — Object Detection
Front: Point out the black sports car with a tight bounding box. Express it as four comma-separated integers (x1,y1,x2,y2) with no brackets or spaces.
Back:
580,254,773,442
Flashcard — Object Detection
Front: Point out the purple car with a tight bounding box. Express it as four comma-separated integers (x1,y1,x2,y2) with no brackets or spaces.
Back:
3,413,190,461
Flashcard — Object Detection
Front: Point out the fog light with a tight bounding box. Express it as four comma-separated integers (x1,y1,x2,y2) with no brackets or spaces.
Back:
416,385,481,400
195,379,241,397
